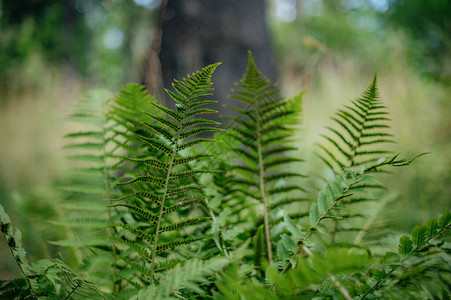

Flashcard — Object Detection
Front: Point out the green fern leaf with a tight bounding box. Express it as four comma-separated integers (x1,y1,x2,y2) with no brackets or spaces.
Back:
318,75,394,171
110,204,158,223
150,102,182,122
411,225,427,248
318,191,328,214
162,200,202,214
182,118,220,129
222,52,306,263
144,112,179,131
438,208,450,229
173,154,213,165
180,126,221,139
115,223,155,242
179,138,216,150
156,237,206,253
159,217,210,233
135,134,173,154
310,203,319,225
124,157,168,169
118,175,166,188
398,235,413,255
113,191,163,205
114,63,222,284
426,218,438,239
142,122,174,141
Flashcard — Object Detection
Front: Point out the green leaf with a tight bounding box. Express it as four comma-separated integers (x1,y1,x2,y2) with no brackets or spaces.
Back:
426,217,438,239
166,89,187,105
110,204,158,223
118,175,165,187
136,134,173,154
156,237,206,253
282,212,303,240
116,224,155,242
323,185,335,205
438,208,450,229
150,102,182,122
398,235,413,255
411,224,427,248
145,112,179,131
159,217,210,233
310,203,319,225
317,191,328,214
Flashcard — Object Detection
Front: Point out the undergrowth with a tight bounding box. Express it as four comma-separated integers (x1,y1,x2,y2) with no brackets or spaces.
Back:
1,52,449,299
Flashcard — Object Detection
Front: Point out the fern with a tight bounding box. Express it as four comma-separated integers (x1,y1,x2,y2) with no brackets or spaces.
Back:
55,90,115,259
1,204,104,299
215,209,449,299
317,75,394,171
224,51,306,262
314,79,415,248
359,209,450,299
3,55,447,299
114,63,222,285
271,153,424,284
138,257,229,299
54,85,159,294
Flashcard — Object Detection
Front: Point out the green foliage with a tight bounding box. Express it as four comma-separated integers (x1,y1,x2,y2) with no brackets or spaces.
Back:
138,257,230,299
1,54,449,299
0,205,104,299
113,63,222,288
317,75,393,170
221,51,306,262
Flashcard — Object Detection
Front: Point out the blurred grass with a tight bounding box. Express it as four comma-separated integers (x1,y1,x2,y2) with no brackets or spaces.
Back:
0,54,83,277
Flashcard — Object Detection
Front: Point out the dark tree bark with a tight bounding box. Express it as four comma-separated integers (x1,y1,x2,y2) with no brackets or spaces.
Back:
147,0,277,121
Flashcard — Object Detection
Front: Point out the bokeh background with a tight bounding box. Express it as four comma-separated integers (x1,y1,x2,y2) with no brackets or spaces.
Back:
1,0,450,277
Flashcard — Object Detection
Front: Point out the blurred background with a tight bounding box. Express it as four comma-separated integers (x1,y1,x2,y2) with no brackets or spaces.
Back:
0,0,449,277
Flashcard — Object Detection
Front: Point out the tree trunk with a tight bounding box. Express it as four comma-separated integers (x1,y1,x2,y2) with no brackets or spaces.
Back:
147,0,277,121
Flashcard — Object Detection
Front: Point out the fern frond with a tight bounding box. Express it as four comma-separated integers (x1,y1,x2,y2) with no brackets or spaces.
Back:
139,257,229,299
318,75,394,171
113,63,222,285
1,206,105,299
359,209,450,299
115,223,155,242
163,200,203,214
222,51,306,263
179,138,217,150
156,237,207,253
112,191,162,205
159,217,210,233
118,175,166,187
110,204,158,223
173,154,214,165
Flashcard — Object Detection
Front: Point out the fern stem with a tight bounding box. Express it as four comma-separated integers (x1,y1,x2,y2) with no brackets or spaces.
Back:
330,212,339,245
257,132,272,262
149,139,179,284
360,265,396,299
1,233,38,298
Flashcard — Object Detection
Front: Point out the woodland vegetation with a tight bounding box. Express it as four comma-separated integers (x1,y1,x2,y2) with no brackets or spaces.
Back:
1,52,449,299
1,0,450,299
